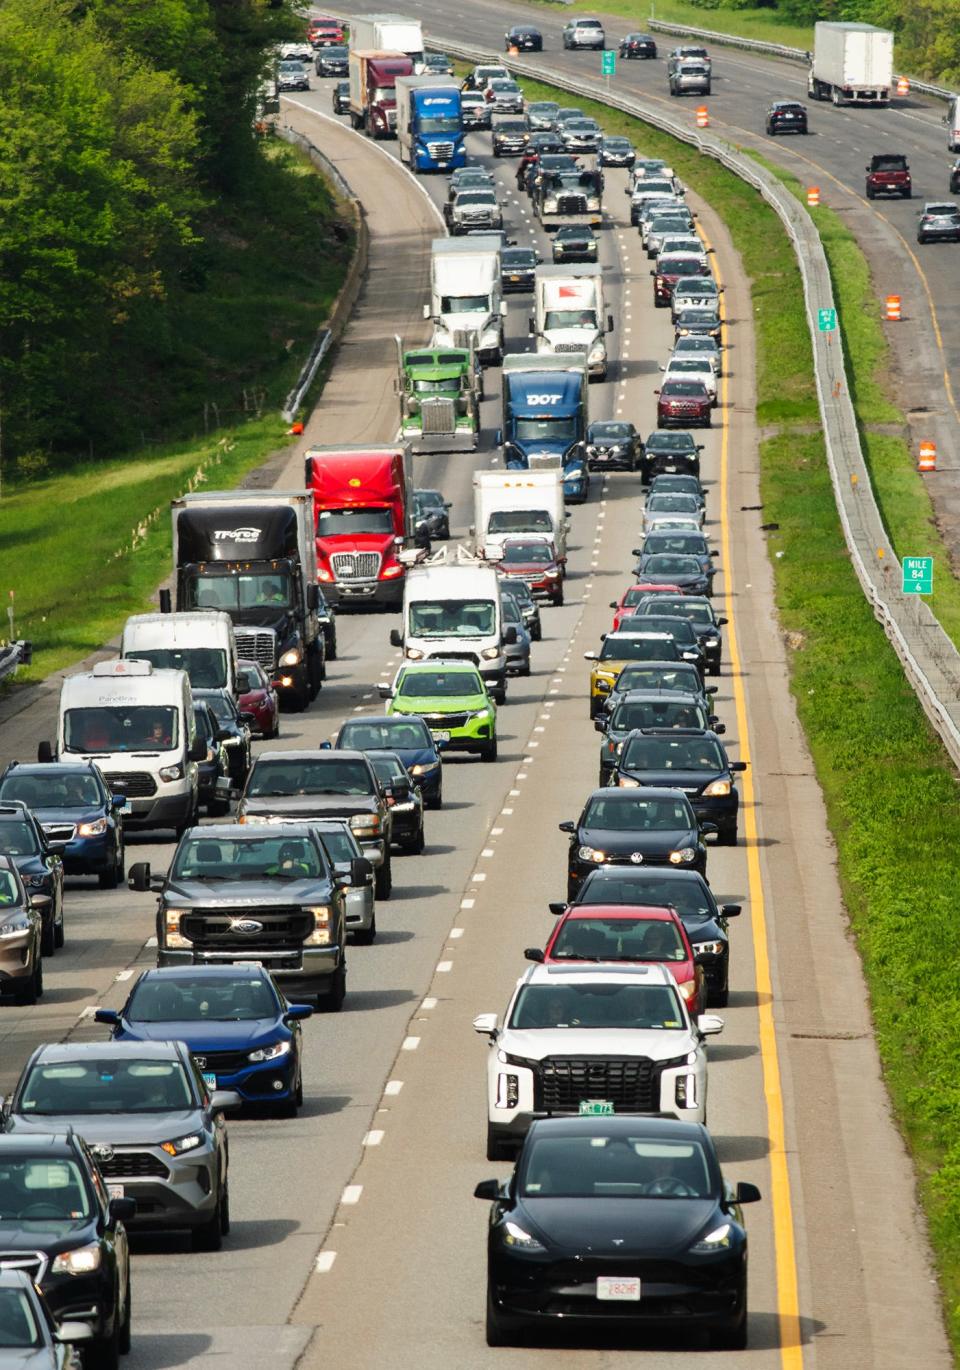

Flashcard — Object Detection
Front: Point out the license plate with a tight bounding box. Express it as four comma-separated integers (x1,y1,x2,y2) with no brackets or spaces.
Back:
203,1072,217,1090
664,464,678,472
233,959,263,967
510,274,521,281
107,1184,125,1200
579,1098,614,1116
431,730,451,742
597,1276,641,1302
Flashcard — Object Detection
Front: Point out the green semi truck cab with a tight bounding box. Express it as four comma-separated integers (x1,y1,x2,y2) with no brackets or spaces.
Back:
396,339,481,452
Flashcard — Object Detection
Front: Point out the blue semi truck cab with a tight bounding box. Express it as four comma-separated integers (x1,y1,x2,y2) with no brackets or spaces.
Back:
395,75,465,172
498,353,591,503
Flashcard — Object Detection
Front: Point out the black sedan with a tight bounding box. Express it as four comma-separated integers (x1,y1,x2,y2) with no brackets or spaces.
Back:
598,135,636,167
674,308,721,341
596,690,718,785
619,32,658,58
619,613,707,677
604,660,716,714
916,202,960,244
634,553,712,597
553,864,740,1005
586,419,642,471
635,531,718,589
765,99,808,135
332,79,350,114
505,24,543,51
493,121,530,156
501,246,539,292
614,729,745,845
560,787,713,898
413,488,451,539
476,1115,760,1347
315,44,348,76
633,593,727,674
552,225,598,263
641,429,704,483
499,578,542,640
0,802,64,956
367,751,425,854
193,688,252,786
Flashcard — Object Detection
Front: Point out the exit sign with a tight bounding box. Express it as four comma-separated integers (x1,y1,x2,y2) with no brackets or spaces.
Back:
601,50,615,75
902,556,933,595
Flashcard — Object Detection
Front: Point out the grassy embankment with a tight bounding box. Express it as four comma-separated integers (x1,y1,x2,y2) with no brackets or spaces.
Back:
514,68,960,1351
0,140,354,682
527,0,813,51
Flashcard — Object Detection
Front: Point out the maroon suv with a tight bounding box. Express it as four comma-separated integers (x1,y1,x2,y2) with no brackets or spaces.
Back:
651,253,709,308
655,379,712,428
497,537,565,605
865,153,911,200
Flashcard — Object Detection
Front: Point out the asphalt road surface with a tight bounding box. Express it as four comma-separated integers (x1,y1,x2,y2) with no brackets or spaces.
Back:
0,53,950,1370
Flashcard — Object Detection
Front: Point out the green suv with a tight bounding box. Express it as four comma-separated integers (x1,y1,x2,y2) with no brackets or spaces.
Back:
380,662,498,762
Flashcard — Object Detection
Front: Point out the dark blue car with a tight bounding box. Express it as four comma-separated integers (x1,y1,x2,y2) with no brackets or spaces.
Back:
95,965,313,1116
333,714,444,808
0,761,125,888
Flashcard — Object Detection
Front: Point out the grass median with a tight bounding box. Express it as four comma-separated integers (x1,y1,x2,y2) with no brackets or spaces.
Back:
0,138,354,684
525,0,813,51
510,67,960,1351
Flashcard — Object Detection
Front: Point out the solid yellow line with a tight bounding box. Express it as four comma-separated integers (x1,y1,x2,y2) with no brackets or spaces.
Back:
702,221,805,1366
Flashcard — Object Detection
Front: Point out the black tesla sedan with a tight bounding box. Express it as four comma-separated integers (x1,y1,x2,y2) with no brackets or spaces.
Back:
476,1114,760,1347
505,24,543,51
560,787,713,898
619,32,658,58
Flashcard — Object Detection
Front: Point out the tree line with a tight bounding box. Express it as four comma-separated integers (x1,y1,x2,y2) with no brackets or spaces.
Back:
0,0,302,466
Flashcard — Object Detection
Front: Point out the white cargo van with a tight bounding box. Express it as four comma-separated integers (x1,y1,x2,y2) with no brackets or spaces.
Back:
472,470,568,562
120,611,239,697
47,660,202,833
389,561,512,702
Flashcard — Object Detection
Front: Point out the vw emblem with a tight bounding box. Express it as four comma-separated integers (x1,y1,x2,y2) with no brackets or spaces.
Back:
630,852,644,864
194,1056,207,1070
92,1144,114,1162
612,1238,625,1247
229,918,264,935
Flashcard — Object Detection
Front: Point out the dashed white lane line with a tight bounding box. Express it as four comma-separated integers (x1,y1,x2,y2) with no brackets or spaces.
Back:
534,725,545,733
510,785,522,794
422,998,437,1011
491,826,504,835
115,970,133,982
384,1080,404,1096
481,848,494,858
436,961,453,973
472,871,487,881
315,1252,337,1273
363,1130,384,1147
501,806,514,814
342,1185,363,1205
460,897,475,910
402,1036,420,1051
145,937,158,948
79,1006,100,1019
449,928,464,939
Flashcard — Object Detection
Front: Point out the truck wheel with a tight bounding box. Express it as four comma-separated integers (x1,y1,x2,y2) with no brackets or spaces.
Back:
375,855,392,900
486,1123,513,1162
41,915,55,958
353,909,377,945
321,959,347,1011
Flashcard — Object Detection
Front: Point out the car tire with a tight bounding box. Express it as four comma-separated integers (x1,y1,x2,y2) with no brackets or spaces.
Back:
426,788,443,811
354,909,377,945
17,954,42,1006
486,1287,523,1347
402,824,425,855
713,973,729,1009
321,958,347,1012
866,185,875,199
118,1277,132,1355
87,1302,121,1370
531,625,542,642
711,1306,748,1350
481,738,498,763
99,862,119,890
191,1198,224,1253
486,1123,513,1162
375,854,392,899
719,823,738,846
41,915,55,958
54,910,65,949
520,660,531,677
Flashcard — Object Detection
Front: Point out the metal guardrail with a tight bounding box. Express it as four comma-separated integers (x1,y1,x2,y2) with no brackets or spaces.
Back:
644,18,956,102
0,642,32,687
436,37,960,768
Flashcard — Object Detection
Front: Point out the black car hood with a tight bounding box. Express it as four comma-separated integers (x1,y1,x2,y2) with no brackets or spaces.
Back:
29,806,103,825
618,767,722,791
521,1196,718,1254
0,1218,90,1252
579,824,696,856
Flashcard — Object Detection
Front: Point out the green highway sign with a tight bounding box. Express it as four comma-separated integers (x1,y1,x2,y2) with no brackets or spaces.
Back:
818,308,837,332
902,555,933,595
601,50,616,75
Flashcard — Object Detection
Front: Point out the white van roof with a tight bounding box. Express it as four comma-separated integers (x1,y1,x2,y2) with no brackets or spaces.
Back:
62,663,190,709
122,612,236,650
405,563,501,601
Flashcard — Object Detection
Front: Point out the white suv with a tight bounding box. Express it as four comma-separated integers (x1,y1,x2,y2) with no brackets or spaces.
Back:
473,963,722,1160
562,17,606,50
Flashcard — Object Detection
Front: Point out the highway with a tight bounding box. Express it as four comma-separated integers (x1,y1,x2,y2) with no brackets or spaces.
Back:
0,51,951,1370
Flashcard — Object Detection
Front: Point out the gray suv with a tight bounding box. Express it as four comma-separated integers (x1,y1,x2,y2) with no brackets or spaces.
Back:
562,17,605,49
2,1040,233,1251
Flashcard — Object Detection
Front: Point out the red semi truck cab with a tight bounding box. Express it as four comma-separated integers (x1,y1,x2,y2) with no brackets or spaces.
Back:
348,50,414,138
305,446,417,607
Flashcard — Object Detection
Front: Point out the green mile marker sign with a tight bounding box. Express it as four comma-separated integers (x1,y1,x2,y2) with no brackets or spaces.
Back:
902,556,933,595
818,308,837,332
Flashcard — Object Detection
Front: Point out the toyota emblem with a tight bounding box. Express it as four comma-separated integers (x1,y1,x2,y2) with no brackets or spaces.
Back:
630,852,644,864
92,1144,114,1162
194,1057,207,1070
229,918,264,935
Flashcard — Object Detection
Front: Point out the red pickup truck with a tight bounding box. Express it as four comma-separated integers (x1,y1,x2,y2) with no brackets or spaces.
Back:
865,153,911,200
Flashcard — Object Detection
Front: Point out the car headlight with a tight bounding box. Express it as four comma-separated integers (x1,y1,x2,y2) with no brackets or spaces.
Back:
690,1223,732,1252
670,847,697,865
28,874,49,888
692,939,724,956
159,764,184,782
0,917,31,939
703,780,731,797
578,845,606,863
161,1133,203,1156
617,776,640,788
247,1040,292,1063
405,648,424,660
164,908,190,949
279,648,301,667
51,1243,102,1275
544,569,560,579
481,646,501,660
502,1220,546,1251
470,706,493,719
304,904,332,945
349,815,381,836
565,467,585,480
410,762,437,776
704,635,720,646
77,816,108,837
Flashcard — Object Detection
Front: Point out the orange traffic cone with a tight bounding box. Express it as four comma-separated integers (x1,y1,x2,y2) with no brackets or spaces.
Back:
885,295,902,321
695,105,709,128
807,186,820,207
918,440,937,473
897,75,909,96
289,421,304,435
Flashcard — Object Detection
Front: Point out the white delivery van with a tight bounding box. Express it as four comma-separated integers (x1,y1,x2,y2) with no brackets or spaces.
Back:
472,470,568,562
532,265,613,378
426,238,507,365
390,561,511,702
47,660,202,833
120,611,239,697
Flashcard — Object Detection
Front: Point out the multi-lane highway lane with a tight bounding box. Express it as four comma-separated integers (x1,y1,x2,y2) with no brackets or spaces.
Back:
0,54,951,1370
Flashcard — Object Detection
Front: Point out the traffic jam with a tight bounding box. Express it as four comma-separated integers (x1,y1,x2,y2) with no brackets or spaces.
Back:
0,12,767,1364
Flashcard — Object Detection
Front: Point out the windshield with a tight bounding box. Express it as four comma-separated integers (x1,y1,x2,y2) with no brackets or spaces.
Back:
580,869,716,919
521,1135,710,1198
63,706,179,754
599,637,677,662
677,280,718,296
0,1157,91,1220
186,573,293,611
545,309,597,329
647,494,700,513
640,598,712,624
127,975,279,1022
662,381,707,397
614,665,701,694
20,1059,193,1115
0,1287,41,1348
647,433,696,452
172,834,323,880
622,735,725,771
643,556,702,576
489,510,553,534
316,508,394,537
0,870,20,905
408,599,496,637
552,915,686,962
611,700,707,732
126,648,227,690
646,534,705,555
582,795,693,830
420,115,460,134
440,294,490,314
414,377,459,394
246,758,373,797
591,424,632,442
0,820,39,855
398,669,482,698
513,417,577,443
279,61,304,74
0,772,102,809
502,543,552,565
339,719,432,750
633,618,696,644
372,85,397,101
510,981,683,1029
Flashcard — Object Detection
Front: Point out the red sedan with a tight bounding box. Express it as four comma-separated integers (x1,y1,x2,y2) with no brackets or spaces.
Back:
497,537,565,606
656,379,712,428
537,903,704,1014
611,581,683,631
237,659,280,740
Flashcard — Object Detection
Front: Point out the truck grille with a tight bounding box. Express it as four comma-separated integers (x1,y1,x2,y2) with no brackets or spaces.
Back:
535,1056,658,1112
527,452,562,469
180,907,314,952
104,772,156,798
452,330,476,349
0,1252,46,1282
431,141,455,161
426,650,479,666
422,712,469,729
420,397,457,435
331,551,381,581
98,1151,170,1181
558,195,587,215
42,823,76,843
234,629,277,672
554,343,588,353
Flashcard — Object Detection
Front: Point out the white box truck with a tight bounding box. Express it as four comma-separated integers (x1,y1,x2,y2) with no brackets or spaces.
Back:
120,611,239,697
389,561,510,702
531,265,614,379
348,13,425,73
472,470,568,563
807,22,893,106
426,238,507,366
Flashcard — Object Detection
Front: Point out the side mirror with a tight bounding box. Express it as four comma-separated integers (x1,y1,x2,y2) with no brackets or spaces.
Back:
111,793,127,809
593,717,607,733
239,712,256,726
524,947,544,963
503,626,518,645
211,1089,242,1111
706,685,718,695
607,313,614,332
188,737,206,762
307,583,319,611
472,1012,498,1037
94,1009,120,1026
474,1179,501,1200
730,760,747,772
284,1003,314,1021
55,1323,94,1347
320,740,332,750
631,548,642,557
235,672,252,694
718,616,728,626
720,903,742,917
351,856,373,885
736,1181,762,1204
713,722,726,735
108,1196,137,1224
37,740,54,764
697,1013,724,1036
377,684,393,700
558,820,575,833
710,549,720,556
701,821,719,837
389,628,403,648
128,862,151,893
548,901,567,915
609,601,618,609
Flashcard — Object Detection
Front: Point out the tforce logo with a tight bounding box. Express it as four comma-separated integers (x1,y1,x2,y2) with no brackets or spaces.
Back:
213,527,261,543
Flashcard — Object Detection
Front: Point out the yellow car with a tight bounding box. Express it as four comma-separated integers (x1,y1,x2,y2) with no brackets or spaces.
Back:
584,631,682,718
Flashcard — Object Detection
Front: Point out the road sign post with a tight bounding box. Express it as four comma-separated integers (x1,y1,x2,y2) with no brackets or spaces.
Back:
902,555,933,595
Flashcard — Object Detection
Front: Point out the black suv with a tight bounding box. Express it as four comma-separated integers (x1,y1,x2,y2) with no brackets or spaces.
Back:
492,121,530,157
0,761,125,888
765,100,807,135
0,802,64,955
0,1132,133,1365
